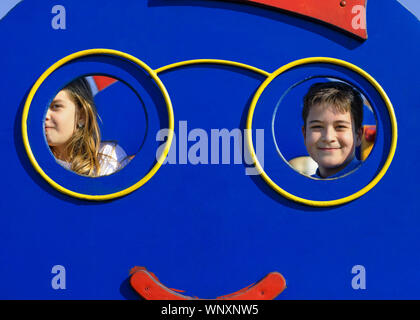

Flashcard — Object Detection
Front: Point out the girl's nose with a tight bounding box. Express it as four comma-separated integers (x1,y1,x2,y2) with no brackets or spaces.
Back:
45,109,51,120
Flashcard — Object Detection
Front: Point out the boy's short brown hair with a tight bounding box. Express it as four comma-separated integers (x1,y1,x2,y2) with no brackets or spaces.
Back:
302,82,364,131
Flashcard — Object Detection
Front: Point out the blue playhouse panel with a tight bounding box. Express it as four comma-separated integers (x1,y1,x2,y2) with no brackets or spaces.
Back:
94,79,147,157
0,0,419,299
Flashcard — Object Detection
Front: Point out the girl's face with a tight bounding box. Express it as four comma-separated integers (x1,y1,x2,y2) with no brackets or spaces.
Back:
45,90,78,151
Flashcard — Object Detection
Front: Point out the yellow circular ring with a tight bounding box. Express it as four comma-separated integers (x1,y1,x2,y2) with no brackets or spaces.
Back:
154,59,271,77
246,57,398,207
22,48,174,201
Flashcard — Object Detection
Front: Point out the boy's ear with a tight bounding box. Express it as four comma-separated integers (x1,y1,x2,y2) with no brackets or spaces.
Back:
356,127,363,147
302,125,306,139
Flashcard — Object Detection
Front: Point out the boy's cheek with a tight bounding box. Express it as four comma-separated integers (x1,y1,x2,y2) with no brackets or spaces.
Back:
306,135,319,147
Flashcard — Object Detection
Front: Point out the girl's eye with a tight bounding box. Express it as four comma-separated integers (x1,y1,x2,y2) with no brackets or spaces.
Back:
50,104,61,110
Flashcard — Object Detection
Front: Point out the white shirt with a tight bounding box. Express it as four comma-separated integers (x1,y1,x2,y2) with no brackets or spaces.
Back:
97,142,129,176
56,142,130,176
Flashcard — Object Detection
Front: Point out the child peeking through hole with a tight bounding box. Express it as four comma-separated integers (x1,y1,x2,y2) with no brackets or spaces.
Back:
44,78,129,176
302,82,363,178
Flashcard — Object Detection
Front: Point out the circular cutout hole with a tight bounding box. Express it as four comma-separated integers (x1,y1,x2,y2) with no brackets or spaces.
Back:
44,75,147,177
246,57,397,206
23,49,174,200
272,77,377,180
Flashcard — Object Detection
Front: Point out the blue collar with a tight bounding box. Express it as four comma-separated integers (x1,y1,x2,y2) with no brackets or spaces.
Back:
312,158,362,179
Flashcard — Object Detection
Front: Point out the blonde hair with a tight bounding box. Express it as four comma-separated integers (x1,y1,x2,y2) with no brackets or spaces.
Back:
53,78,102,176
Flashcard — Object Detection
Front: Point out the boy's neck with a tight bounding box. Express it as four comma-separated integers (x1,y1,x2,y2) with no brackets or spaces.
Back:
318,157,356,178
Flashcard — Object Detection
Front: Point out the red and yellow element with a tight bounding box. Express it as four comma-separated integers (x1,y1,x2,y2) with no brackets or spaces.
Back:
361,125,376,161
213,0,367,39
129,266,286,300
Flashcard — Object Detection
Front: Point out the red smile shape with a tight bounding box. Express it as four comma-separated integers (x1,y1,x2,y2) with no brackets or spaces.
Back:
129,266,286,300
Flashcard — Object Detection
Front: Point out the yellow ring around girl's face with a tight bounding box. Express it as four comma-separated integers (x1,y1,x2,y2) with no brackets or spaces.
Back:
22,48,174,201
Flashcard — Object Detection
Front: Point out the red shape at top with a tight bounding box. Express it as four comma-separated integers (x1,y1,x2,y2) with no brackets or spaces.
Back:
92,75,118,91
218,0,367,39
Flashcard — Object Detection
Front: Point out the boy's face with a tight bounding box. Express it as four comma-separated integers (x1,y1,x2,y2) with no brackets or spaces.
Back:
302,103,362,178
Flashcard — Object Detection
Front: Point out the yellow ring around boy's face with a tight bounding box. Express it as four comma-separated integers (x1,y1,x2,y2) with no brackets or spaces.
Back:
22,48,174,201
246,57,398,207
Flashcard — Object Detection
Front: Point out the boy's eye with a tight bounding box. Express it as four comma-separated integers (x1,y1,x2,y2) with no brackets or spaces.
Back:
310,125,323,129
336,125,349,130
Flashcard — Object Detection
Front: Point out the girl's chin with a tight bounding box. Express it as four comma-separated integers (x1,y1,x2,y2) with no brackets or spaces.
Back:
47,143,61,148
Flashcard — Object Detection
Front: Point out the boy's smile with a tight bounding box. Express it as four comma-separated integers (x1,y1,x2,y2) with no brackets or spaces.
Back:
303,103,362,178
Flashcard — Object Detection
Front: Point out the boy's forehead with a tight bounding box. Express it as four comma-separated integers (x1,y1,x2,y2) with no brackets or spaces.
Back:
307,103,352,120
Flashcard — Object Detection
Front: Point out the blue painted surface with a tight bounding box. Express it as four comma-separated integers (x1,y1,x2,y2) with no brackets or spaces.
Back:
95,80,148,157
0,0,22,21
0,0,419,299
397,0,420,19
